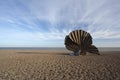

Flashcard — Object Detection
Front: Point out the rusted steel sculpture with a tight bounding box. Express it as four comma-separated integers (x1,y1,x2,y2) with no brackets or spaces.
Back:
65,30,100,56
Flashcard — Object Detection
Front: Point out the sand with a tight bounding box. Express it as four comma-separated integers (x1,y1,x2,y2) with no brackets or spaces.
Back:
0,50,120,80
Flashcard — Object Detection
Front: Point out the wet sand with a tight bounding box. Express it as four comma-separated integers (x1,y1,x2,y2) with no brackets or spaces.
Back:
0,50,120,80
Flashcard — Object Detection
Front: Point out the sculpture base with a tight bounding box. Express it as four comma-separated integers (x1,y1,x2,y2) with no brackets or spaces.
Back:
70,50,80,56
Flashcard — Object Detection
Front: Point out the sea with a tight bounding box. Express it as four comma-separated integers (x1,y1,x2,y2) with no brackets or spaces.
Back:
0,47,120,51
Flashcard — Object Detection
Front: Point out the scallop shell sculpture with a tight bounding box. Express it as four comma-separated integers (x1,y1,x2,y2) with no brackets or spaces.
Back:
65,30,100,56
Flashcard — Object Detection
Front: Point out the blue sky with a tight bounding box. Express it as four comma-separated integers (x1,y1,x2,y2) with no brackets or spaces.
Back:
0,0,120,47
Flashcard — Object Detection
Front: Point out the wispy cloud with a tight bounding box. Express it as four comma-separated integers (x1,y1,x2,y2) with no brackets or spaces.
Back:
0,0,120,47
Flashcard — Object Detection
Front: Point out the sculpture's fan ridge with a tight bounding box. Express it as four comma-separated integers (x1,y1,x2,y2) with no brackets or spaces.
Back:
65,30,100,55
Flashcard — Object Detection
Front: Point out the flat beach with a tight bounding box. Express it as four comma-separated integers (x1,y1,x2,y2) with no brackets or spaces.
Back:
0,49,120,80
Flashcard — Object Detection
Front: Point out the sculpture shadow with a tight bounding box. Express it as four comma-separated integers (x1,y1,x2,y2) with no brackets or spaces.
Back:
17,52,70,55
17,52,48,54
